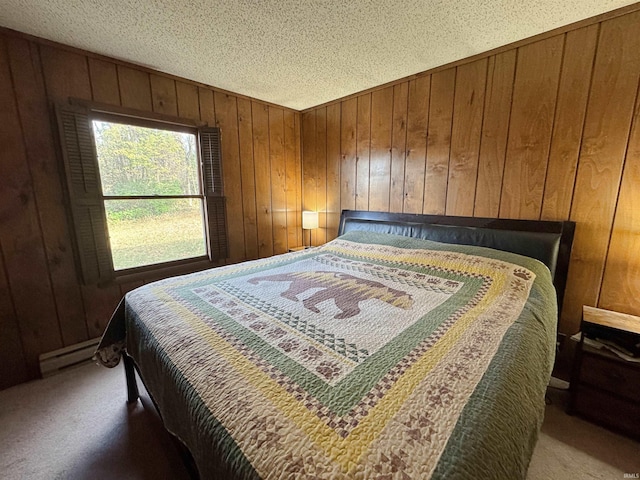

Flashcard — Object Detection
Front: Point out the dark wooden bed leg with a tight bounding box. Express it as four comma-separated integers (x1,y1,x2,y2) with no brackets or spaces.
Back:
122,353,139,404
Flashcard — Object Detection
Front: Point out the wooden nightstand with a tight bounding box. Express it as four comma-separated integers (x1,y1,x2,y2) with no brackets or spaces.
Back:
568,306,640,440
288,246,311,252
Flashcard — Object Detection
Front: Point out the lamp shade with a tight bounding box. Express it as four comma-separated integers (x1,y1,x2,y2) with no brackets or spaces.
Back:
302,211,319,230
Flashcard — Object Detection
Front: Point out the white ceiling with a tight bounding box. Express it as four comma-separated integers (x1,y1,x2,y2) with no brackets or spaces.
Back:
0,1,635,110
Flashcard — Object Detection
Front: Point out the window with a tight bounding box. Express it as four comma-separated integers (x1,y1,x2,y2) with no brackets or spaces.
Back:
93,119,206,270
56,104,227,284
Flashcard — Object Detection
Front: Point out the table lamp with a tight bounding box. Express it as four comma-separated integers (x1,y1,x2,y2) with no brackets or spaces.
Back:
302,211,318,247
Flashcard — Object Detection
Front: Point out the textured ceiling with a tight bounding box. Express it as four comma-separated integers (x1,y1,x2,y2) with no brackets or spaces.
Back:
0,1,635,110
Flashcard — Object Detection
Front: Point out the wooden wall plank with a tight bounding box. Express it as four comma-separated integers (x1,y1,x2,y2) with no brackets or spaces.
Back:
446,59,487,217
176,81,200,121
326,103,341,240
150,74,177,116
315,107,327,245
368,86,394,213
499,36,564,220
39,44,92,102
81,287,121,337
0,39,63,376
88,58,120,105
403,76,430,214
237,98,259,259
284,110,300,248
474,51,516,218
302,110,316,247
0,244,29,388
340,97,358,212
7,37,88,345
252,103,273,257
424,68,455,215
356,94,372,211
563,11,640,332
389,82,409,213
541,26,598,221
198,87,215,126
117,65,152,111
214,92,245,262
599,94,640,315
269,107,288,254
294,113,303,245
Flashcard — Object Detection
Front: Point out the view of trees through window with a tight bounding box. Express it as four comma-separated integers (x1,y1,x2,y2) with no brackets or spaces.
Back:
92,120,207,270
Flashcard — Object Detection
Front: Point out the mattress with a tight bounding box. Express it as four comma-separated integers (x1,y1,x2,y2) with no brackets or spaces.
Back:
96,230,557,479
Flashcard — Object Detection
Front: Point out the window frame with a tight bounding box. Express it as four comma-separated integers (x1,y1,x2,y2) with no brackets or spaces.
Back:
55,100,227,285
92,112,209,273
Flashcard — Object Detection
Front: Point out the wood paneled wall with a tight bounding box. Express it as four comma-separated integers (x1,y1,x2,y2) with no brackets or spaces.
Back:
0,30,301,389
301,10,640,335
3,6,640,389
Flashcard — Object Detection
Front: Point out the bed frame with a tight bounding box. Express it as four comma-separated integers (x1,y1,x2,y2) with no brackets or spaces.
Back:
120,209,575,477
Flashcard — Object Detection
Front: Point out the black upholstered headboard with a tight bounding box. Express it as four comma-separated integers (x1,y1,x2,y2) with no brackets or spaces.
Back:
338,210,575,315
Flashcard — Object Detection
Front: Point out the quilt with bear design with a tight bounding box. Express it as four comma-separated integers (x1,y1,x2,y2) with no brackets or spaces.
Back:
97,231,557,479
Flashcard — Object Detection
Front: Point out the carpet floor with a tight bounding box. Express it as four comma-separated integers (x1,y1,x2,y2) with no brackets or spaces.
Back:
0,362,638,479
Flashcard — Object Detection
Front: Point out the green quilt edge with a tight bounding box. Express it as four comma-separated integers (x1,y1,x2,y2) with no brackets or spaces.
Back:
126,307,261,480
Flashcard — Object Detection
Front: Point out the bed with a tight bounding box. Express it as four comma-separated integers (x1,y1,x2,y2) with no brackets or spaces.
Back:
96,209,575,479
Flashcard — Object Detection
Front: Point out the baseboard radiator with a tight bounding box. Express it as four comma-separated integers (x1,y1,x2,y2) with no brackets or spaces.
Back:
39,337,101,377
